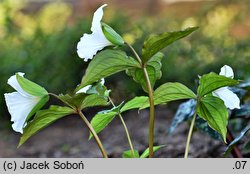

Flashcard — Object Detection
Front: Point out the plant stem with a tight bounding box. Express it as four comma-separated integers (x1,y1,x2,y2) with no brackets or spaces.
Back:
126,43,155,158
143,67,155,158
48,93,68,105
108,97,136,157
77,109,108,158
226,127,243,158
126,42,142,66
184,110,197,158
49,93,108,157
48,92,60,99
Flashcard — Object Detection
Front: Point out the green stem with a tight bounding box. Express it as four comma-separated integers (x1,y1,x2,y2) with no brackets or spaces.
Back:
48,93,60,100
109,97,136,158
126,43,155,158
48,93,70,106
143,68,155,158
126,42,142,66
49,93,108,158
78,109,108,158
184,110,197,158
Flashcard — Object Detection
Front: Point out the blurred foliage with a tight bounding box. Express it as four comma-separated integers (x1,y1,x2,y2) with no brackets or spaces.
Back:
0,0,85,121
119,1,250,98
1,0,250,124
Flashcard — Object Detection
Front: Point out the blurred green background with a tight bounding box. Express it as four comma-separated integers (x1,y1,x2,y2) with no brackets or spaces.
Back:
1,0,250,128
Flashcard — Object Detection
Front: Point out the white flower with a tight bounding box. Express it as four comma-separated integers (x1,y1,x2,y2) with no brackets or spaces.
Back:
212,65,240,109
77,78,105,94
77,4,113,61
4,73,47,133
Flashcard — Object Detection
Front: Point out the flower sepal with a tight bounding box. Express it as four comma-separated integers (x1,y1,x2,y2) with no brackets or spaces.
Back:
16,73,48,97
16,73,50,122
25,94,49,122
102,22,124,46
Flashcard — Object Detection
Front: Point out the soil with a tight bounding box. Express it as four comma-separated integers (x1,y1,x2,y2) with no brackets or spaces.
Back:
0,106,226,158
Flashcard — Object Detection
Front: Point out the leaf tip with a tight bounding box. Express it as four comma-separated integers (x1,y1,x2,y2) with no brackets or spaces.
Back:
88,133,93,141
17,140,23,148
224,138,228,144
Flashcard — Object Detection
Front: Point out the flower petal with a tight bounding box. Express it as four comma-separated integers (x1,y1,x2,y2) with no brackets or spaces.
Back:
77,4,112,61
76,85,92,94
91,4,107,33
77,32,112,61
4,92,39,133
7,72,32,98
220,65,234,78
212,87,240,109
100,78,105,85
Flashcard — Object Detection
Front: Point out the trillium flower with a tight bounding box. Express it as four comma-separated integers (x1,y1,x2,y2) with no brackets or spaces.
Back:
212,65,240,109
4,73,49,133
77,4,124,61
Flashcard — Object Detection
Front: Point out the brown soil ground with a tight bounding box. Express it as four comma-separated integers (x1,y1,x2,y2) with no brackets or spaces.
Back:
0,106,226,158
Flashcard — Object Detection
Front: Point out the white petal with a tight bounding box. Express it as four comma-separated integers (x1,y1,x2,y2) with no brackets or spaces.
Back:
77,4,112,61
77,32,112,61
91,4,107,33
76,78,105,94
212,87,240,109
219,65,234,78
7,72,32,98
100,78,105,85
4,92,39,133
76,85,92,94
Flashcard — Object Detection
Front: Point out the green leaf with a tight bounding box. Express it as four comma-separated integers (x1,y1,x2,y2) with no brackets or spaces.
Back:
59,93,109,111
89,103,123,139
82,80,110,97
225,124,250,156
139,82,196,109
198,72,239,97
78,50,140,90
89,111,117,139
120,96,149,113
169,99,221,140
126,52,163,92
60,81,110,110
154,82,196,105
102,22,124,46
78,80,110,109
197,96,229,142
195,116,221,140
81,94,109,109
142,27,198,63
16,73,48,97
140,145,165,158
58,93,87,110
128,83,196,110
26,95,49,122
19,105,74,147
121,83,196,111
122,150,140,158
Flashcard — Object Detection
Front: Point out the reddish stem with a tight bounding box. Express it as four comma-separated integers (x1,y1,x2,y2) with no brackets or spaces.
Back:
226,127,243,158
